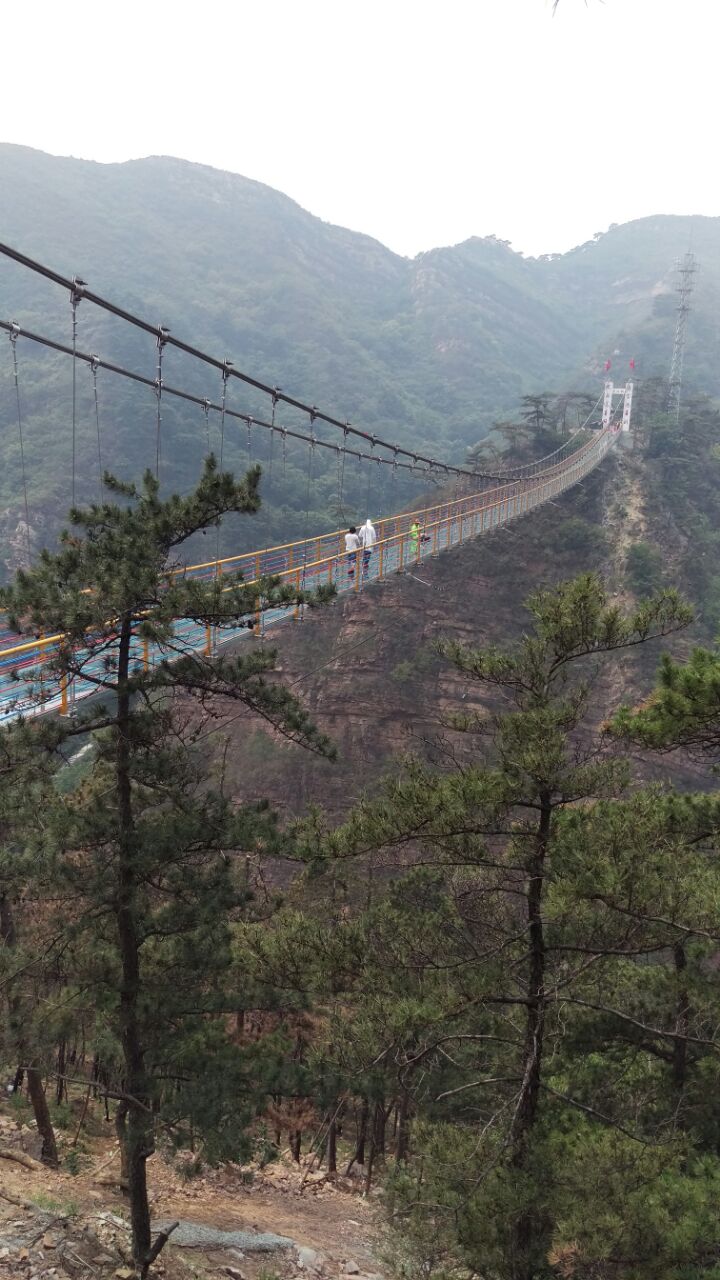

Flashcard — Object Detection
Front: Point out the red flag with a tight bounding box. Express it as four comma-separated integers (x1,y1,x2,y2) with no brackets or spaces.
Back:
629,358,636,370
604,359,611,372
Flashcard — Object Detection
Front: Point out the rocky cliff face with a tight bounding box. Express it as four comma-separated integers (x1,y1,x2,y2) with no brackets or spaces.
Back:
211,450,704,822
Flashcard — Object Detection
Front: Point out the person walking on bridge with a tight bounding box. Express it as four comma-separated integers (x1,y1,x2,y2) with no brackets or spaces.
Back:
345,526,361,580
359,518,377,577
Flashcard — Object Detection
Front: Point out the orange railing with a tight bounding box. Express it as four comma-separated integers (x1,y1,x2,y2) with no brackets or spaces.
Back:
0,426,617,724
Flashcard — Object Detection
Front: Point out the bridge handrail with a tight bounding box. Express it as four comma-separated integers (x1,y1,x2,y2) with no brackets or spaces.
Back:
0,427,615,667
179,428,601,582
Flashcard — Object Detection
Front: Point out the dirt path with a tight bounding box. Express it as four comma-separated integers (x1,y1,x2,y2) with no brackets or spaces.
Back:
0,1122,385,1279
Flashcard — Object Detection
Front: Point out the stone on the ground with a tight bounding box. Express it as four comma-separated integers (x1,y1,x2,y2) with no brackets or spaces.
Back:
344,1262,360,1275
297,1245,326,1271
152,1219,292,1253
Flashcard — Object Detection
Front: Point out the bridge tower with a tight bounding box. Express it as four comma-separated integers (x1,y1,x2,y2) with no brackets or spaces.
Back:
666,251,697,425
602,381,634,433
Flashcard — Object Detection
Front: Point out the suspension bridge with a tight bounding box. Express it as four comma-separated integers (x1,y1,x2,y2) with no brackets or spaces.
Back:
0,242,629,725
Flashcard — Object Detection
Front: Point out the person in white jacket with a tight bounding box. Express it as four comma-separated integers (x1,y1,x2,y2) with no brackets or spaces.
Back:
359,519,378,576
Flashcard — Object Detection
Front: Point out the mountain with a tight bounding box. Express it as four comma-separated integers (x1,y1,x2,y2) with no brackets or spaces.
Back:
0,143,717,561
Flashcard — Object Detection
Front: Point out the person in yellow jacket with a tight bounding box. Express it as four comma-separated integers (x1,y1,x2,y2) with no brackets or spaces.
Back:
409,520,421,558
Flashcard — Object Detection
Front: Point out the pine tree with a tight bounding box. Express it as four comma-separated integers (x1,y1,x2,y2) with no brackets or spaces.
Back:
0,459,333,1276
614,644,720,759
292,575,720,1280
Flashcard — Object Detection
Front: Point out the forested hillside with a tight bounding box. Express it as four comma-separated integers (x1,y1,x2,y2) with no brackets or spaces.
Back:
1,143,719,564
5,142,720,1280
4,407,720,1280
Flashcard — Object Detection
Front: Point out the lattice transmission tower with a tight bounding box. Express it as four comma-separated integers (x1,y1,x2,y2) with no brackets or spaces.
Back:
666,250,697,424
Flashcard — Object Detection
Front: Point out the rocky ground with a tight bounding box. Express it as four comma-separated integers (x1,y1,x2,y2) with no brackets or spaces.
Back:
0,1105,386,1280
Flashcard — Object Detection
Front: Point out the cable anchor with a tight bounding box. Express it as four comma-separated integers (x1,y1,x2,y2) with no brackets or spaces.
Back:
70,276,86,307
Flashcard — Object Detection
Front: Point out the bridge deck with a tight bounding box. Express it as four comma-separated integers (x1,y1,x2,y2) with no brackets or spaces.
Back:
0,427,617,725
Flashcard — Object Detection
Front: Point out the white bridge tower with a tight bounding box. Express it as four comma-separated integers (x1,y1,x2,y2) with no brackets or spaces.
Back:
601,381,634,433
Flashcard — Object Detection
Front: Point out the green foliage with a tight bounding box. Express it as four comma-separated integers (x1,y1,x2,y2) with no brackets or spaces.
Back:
50,1100,74,1131
551,515,608,559
281,575,720,1280
614,644,720,760
642,398,720,629
390,660,414,683
1,145,717,572
0,459,334,1267
30,1192,80,1218
62,1147,86,1177
626,540,664,597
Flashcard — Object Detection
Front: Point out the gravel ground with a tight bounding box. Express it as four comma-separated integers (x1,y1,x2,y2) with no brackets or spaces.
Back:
154,1218,293,1251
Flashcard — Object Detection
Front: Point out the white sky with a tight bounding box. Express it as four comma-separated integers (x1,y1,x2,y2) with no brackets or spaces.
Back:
2,0,718,258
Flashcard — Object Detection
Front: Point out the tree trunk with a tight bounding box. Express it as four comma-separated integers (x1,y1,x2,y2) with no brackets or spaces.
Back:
364,1130,376,1195
508,794,551,1280
26,1066,59,1167
372,1099,386,1159
56,1040,66,1105
396,1089,410,1163
115,614,153,1267
291,1130,302,1163
1,892,58,1167
0,891,16,946
673,941,690,1095
325,1115,337,1175
115,1100,130,1188
355,1097,368,1165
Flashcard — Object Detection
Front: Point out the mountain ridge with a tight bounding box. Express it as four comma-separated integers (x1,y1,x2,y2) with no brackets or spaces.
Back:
0,143,718,562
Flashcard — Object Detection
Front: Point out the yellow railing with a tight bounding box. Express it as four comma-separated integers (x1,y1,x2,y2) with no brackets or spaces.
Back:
0,426,616,722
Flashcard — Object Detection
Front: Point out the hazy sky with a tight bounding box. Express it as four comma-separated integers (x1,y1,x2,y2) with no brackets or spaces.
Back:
3,0,717,258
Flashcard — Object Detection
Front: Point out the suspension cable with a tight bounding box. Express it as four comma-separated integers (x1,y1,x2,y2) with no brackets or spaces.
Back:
215,360,232,571
219,360,231,472
268,391,278,482
90,355,104,502
496,409,599,478
155,326,169,481
365,446,373,518
8,325,32,565
0,240,580,481
300,434,316,591
0,318,605,485
338,427,348,512
70,278,85,508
